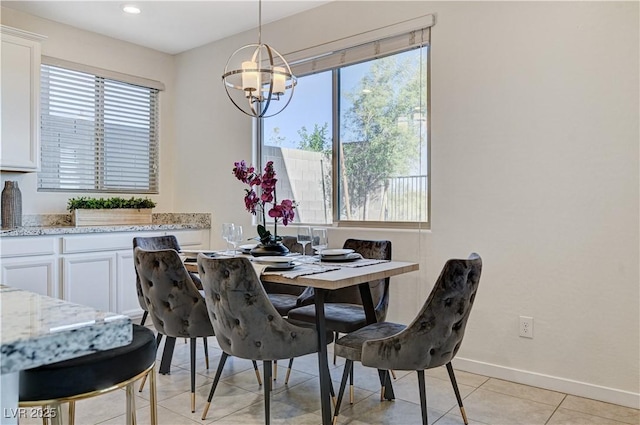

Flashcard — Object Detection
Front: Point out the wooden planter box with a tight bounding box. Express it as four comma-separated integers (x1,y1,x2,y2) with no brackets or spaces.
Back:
72,209,153,227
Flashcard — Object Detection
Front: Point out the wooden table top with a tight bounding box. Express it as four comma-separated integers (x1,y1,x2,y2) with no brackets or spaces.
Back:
184,258,419,291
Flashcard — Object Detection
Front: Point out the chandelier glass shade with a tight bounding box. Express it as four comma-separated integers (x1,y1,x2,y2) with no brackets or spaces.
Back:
221,0,296,118
222,43,296,118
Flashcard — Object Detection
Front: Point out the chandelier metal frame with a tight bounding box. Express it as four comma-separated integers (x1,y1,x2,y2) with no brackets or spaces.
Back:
221,0,296,118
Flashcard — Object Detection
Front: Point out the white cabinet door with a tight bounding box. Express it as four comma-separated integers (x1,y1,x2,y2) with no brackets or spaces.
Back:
0,256,58,297
0,26,44,172
62,253,116,312
116,250,143,317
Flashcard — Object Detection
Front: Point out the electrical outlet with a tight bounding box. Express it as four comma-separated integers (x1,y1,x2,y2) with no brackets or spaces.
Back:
519,316,534,338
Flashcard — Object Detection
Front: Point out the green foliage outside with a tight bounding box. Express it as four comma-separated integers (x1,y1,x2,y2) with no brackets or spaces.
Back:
340,54,425,219
67,196,156,211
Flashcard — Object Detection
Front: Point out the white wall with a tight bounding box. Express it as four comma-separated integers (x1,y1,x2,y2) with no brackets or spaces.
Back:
0,7,177,213
173,1,639,407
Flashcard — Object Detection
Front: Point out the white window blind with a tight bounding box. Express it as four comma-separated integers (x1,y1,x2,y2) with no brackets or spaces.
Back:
39,63,159,193
285,14,434,77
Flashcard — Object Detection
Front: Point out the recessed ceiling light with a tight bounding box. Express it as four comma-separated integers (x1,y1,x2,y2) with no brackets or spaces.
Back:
122,5,141,14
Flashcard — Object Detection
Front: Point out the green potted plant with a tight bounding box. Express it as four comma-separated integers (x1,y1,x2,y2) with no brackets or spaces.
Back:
67,196,156,226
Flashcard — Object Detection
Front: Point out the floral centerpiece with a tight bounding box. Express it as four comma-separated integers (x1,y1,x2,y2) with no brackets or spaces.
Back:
233,160,296,256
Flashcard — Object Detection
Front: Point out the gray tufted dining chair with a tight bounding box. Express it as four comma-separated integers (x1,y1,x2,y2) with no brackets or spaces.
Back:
133,235,203,326
287,238,392,398
332,253,483,425
133,236,212,384
263,236,314,382
262,236,312,317
134,247,262,413
197,255,332,424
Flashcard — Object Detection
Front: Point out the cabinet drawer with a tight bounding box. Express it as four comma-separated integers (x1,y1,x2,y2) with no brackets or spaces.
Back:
62,230,206,254
0,237,57,257
62,232,159,254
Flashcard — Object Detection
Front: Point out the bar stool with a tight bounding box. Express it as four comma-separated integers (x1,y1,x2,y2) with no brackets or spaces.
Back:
19,324,158,425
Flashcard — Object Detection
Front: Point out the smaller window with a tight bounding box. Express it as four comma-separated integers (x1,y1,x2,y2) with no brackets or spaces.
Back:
39,64,159,193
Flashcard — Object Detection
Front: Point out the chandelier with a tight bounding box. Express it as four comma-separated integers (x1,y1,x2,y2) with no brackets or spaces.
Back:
221,0,296,118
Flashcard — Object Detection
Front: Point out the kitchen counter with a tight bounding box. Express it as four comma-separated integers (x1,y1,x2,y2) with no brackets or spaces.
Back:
0,212,211,237
0,285,132,374
0,285,132,424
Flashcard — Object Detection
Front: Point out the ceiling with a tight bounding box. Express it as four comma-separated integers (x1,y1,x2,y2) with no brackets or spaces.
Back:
2,1,331,55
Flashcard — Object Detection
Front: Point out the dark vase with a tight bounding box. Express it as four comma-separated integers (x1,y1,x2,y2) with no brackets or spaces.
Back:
1,181,22,229
250,242,290,257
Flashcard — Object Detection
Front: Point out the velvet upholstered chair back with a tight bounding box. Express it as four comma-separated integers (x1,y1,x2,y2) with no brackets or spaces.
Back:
261,236,308,297
133,236,182,313
133,247,213,339
360,253,482,371
325,239,392,318
197,256,320,361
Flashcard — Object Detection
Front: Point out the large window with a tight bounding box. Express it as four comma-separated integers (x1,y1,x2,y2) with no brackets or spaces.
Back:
262,22,430,227
39,62,160,193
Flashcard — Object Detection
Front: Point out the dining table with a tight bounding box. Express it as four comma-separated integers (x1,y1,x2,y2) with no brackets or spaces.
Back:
185,254,419,425
0,285,132,425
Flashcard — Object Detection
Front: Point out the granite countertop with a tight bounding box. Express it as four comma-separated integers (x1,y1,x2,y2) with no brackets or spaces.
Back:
0,212,211,237
0,285,132,374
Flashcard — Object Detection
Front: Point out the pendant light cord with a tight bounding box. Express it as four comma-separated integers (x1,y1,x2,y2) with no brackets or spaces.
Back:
258,0,262,45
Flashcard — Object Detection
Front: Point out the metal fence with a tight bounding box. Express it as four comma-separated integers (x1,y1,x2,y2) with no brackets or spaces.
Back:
383,175,428,222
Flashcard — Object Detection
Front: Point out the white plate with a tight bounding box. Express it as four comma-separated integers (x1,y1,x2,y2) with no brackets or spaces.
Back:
320,252,362,262
320,248,355,256
239,243,258,251
180,249,217,258
252,256,293,264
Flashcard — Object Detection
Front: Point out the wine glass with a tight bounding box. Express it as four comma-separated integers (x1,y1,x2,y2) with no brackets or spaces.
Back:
221,223,234,254
297,226,312,261
230,225,243,256
312,228,328,266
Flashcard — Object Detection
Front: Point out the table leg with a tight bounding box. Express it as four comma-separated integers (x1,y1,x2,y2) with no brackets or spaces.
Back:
358,283,395,400
159,337,177,375
314,288,332,425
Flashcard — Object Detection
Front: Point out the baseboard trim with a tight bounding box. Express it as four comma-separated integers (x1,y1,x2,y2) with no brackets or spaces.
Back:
453,357,639,409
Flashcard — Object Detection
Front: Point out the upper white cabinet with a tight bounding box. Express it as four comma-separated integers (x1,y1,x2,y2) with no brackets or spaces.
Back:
1,26,46,172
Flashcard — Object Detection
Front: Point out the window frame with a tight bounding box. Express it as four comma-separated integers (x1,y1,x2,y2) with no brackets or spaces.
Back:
259,17,433,229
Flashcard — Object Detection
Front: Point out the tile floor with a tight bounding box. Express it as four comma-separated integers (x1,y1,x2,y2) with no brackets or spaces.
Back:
21,333,639,425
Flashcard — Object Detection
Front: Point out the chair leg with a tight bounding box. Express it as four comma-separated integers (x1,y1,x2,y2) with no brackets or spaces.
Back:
350,364,354,404
201,352,229,420
68,401,75,425
446,362,468,425
333,359,352,425
273,360,278,381
333,332,339,365
329,379,337,408
380,370,388,402
125,382,136,425
391,370,397,379
50,403,63,425
149,366,158,425
252,361,263,386
263,360,272,425
417,370,428,425
203,337,209,369
140,311,148,326
284,358,294,385
140,333,163,392
190,338,197,413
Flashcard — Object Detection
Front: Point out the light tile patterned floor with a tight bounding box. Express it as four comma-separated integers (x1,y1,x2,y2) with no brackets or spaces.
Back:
20,333,639,425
